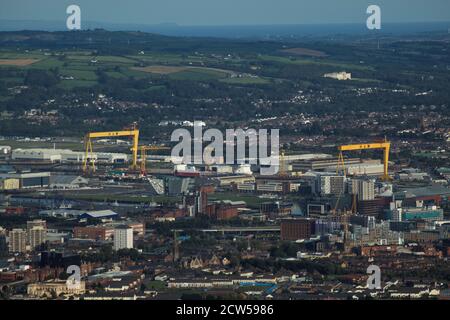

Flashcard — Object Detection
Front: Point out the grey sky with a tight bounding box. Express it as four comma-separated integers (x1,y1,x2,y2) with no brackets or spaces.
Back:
1,0,450,26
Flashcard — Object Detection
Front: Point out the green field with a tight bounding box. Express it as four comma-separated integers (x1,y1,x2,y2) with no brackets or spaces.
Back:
168,68,229,81
1,48,362,89
220,76,271,85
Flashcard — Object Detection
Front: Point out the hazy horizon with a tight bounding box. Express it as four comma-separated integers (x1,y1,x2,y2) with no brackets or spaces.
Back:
1,0,450,26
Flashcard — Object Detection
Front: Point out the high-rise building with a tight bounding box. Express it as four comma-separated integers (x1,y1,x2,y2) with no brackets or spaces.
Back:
9,228,27,253
320,176,345,195
351,179,375,201
113,225,133,251
27,219,47,250
29,226,46,250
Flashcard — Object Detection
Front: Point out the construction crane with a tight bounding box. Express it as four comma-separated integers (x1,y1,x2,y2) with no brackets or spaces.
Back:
83,128,139,173
139,145,170,175
337,138,391,181
279,150,287,176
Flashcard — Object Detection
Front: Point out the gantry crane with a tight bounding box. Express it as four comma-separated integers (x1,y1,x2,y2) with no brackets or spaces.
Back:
83,127,139,173
337,138,391,181
139,145,170,175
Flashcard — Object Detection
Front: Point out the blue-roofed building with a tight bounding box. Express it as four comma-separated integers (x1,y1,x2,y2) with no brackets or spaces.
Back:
80,210,119,220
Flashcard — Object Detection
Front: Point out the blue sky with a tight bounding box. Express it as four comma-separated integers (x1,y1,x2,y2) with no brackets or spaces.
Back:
1,0,450,26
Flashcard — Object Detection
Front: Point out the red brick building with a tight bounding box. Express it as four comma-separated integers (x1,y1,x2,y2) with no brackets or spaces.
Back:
73,226,109,241
205,203,239,220
280,218,316,241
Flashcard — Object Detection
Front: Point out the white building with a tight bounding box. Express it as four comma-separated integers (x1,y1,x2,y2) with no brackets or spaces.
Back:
12,148,128,164
345,163,385,176
113,225,133,251
323,72,352,80
12,148,62,162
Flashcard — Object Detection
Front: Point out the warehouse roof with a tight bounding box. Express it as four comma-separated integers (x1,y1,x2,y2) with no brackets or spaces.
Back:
50,175,89,185
396,184,450,198
80,210,118,219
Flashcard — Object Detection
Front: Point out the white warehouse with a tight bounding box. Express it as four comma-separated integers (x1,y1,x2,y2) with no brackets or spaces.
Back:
12,148,63,162
12,148,128,164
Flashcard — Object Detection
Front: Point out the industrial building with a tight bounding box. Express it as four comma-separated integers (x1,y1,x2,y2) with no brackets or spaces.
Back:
292,157,361,173
79,210,119,220
49,175,89,189
11,148,128,164
0,172,50,189
332,160,384,177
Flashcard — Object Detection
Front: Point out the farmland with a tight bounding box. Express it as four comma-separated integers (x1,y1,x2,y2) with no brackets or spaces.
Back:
0,59,40,66
0,29,449,139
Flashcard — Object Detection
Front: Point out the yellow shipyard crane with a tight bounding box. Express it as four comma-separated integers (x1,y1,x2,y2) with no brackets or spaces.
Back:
83,127,140,173
337,138,391,181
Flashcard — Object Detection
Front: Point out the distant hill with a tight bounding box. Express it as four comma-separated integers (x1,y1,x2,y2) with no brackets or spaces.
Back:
1,20,450,39
0,29,284,55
